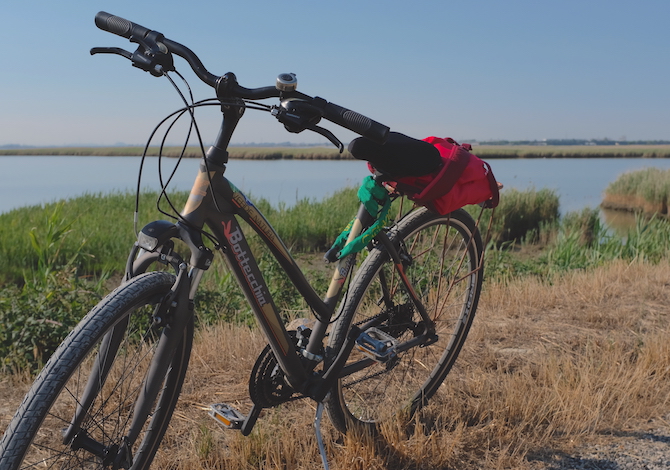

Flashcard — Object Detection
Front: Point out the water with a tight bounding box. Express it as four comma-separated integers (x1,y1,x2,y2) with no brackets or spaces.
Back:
487,158,670,213
2,155,670,216
0,156,365,214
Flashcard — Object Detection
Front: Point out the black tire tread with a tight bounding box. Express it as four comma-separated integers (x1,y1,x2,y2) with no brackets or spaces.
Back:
325,208,483,432
0,271,177,470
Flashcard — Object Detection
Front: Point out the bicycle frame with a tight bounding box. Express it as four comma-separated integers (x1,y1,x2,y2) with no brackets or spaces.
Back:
148,154,437,394
64,100,439,461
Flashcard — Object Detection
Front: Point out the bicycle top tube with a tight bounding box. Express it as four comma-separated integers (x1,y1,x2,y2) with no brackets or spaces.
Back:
92,11,390,145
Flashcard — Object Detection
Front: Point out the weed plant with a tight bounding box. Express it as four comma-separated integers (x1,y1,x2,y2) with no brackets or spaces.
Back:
0,205,105,373
0,270,103,374
0,191,176,283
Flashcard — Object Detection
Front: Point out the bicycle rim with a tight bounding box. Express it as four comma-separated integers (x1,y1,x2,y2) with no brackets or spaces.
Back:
328,208,482,431
0,272,192,470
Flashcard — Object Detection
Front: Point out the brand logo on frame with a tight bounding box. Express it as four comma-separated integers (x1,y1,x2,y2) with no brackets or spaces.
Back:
222,221,268,307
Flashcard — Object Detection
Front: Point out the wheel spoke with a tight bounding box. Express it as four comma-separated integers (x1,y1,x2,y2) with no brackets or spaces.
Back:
1,272,191,470
327,209,483,432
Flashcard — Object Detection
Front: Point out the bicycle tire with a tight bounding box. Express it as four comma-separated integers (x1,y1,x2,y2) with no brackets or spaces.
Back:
325,208,483,433
0,271,193,470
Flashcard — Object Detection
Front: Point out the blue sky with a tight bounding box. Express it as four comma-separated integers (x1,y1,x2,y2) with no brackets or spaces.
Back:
2,0,669,147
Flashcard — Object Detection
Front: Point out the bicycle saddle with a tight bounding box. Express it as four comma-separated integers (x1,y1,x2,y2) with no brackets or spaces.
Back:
348,132,442,177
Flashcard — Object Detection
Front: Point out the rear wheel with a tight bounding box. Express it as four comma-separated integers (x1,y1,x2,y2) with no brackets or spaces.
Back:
0,271,192,470
326,208,483,433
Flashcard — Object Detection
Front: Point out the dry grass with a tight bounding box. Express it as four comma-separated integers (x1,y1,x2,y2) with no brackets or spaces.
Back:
2,259,670,469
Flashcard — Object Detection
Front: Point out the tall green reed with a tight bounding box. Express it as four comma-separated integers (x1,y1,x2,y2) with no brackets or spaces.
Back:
467,187,560,245
605,167,670,207
544,211,670,274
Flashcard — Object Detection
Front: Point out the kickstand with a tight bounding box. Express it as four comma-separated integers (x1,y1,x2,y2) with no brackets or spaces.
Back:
314,402,330,470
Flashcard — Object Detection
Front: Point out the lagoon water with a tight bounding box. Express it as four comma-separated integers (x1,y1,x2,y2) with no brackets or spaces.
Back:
2,155,670,216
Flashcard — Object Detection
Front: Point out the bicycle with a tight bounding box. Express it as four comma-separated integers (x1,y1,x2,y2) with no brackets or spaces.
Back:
0,12,490,470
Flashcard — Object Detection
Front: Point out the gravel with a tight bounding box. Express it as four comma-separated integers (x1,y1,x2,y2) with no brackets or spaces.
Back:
530,417,670,470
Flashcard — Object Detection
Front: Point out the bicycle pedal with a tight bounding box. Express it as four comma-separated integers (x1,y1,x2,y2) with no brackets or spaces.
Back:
355,327,398,363
208,403,246,430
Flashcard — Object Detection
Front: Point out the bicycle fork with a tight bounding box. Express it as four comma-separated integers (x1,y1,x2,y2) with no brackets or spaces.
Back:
63,264,195,466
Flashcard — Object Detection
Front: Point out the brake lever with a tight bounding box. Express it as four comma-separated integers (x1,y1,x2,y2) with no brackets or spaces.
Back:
91,30,175,78
90,47,133,60
90,45,166,76
306,125,344,153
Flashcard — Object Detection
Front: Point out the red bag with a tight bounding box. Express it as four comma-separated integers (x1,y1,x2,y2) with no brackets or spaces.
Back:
382,136,499,215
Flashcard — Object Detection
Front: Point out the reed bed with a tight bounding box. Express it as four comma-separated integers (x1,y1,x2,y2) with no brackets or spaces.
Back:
0,146,352,160
602,167,670,216
3,144,670,159
474,144,670,159
0,184,559,286
473,187,560,244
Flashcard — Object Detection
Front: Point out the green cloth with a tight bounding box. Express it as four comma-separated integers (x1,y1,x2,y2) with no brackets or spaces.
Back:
329,176,391,259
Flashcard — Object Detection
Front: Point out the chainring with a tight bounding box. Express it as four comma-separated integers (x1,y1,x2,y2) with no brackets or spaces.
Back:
249,340,296,408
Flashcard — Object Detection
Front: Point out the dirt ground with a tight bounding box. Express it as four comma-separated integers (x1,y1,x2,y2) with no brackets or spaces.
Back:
1,259,669,469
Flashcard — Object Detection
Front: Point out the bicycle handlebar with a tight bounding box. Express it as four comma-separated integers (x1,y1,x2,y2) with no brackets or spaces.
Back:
94,11,149,40
93,11,389,144
321,102,389,144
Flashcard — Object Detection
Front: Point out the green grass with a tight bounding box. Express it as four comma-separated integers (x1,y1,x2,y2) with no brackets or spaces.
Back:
3,184,667,289
0,188,362,284
0,191,185,283
251,187,360,251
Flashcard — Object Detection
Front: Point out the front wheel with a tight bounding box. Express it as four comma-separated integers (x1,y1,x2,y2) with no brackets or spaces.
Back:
0,271,193,470
325,208,484,433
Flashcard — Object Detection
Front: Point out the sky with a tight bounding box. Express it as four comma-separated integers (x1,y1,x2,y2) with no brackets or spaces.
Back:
2,0,669,147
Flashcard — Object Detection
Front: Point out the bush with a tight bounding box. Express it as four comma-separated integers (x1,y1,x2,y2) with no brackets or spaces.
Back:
561,207,601,246
466,187,560,244
0,270,102,374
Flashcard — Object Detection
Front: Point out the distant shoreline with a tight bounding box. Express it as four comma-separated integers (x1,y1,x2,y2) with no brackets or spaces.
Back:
2,145,670,159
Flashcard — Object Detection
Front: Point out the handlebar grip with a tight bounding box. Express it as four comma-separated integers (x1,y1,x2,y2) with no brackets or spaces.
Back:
95,11,152,39
322,102,390,144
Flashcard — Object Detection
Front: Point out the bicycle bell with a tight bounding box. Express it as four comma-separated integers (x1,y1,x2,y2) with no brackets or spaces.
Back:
276,73,297,91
